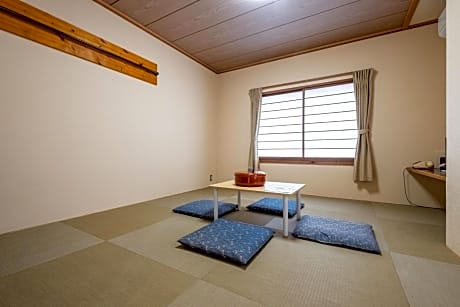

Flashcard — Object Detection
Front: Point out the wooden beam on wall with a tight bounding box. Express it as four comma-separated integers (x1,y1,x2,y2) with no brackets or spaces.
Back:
0,0,158,85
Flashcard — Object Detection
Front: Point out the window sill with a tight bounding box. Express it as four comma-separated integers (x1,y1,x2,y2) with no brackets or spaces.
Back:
259,157,354,166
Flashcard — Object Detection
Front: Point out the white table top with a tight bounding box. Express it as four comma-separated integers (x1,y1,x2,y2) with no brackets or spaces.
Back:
209,180,305,195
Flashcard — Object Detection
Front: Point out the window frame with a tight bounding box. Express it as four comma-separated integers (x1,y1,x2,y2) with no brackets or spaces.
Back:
258,78,356,166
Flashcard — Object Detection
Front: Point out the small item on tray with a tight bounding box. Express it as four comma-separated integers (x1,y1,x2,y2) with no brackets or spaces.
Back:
234,171,266,187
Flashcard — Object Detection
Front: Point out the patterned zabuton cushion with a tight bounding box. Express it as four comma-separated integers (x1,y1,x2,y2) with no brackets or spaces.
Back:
246,197,304,218
173,200,237,220
292,215,381,254
178,219,273,265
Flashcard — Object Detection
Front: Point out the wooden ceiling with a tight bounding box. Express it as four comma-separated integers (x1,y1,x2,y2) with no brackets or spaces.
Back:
95,0,441,73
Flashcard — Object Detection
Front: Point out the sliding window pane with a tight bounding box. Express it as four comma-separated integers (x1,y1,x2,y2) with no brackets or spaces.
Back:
258,80,357,161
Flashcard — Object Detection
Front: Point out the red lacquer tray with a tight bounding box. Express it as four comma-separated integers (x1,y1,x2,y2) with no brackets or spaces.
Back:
234,171,266,187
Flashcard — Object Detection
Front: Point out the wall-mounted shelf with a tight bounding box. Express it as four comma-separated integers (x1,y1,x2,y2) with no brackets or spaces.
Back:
406,167,446,182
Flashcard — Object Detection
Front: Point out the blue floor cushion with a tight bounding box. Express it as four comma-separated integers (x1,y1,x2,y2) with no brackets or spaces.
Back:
178,219,274,265
246,197,304,218
173,200,237,220
292,215,381,254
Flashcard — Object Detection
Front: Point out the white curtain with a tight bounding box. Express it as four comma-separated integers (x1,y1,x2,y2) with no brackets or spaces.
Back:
248,88,263,172
353,69,375,182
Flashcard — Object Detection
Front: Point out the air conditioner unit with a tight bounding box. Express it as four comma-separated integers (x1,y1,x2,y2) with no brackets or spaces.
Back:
438,8,446,38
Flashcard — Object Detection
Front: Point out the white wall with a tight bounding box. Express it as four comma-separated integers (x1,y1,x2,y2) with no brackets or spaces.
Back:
216,24,446,206
446,0,460,255
0,0,218,234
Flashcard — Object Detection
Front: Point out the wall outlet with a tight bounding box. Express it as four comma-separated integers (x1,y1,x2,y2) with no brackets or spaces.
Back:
209,174,213,182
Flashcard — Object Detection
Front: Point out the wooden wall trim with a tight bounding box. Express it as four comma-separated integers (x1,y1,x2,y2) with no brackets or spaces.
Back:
0,0,158,85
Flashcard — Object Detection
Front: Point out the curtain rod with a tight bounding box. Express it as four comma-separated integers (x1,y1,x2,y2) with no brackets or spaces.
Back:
261,71,355,90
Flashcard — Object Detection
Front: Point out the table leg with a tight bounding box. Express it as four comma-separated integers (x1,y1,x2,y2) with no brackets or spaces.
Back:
213,188,218,221
296,191,302,221
282,195,288,237
237,191,241,210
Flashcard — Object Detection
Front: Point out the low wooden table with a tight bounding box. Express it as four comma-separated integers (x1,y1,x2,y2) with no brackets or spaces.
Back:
209,180,305,237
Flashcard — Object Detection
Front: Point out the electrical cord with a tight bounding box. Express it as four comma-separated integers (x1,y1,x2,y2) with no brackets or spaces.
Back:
402,168,444,209
402,168,418,206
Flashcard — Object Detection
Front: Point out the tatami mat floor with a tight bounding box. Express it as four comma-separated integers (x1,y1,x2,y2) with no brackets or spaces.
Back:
1,188,459,306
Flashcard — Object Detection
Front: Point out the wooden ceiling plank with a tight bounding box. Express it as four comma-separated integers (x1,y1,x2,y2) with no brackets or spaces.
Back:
0,9,156,85
403,0,420,27
0,0,157,74
91,0,437,73
215,18,436,73
148,0,278,42
174,0,358,54
195,0,409,65
112,0,198,26
212,13,405,71
144,0,200,26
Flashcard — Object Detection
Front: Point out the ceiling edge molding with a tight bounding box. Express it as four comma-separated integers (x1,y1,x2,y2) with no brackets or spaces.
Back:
403,0,420,27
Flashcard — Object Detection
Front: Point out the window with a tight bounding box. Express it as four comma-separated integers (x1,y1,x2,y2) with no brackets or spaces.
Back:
258,80,357,165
